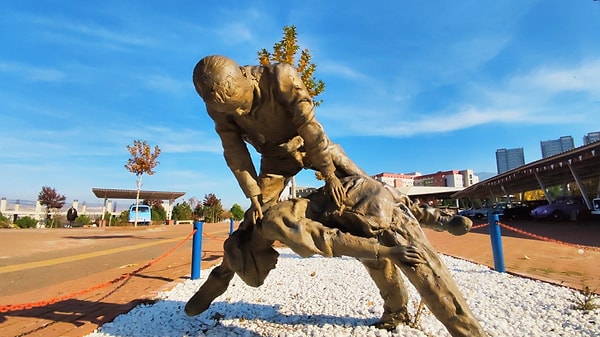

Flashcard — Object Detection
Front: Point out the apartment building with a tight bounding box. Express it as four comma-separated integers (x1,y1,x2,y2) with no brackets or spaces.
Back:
372,170,478,188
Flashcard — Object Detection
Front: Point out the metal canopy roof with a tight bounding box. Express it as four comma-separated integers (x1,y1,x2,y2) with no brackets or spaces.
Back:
398,186,464,199
452,141,600,200
92,188,185,201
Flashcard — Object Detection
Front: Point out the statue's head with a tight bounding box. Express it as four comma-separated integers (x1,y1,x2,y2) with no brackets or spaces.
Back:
193,55,253,115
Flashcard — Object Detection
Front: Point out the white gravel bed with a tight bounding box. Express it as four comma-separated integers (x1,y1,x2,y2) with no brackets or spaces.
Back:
85,248,599,337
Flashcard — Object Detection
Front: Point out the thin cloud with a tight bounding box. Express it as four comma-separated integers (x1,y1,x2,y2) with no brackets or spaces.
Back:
320,61,369,80
0,61,65,82
516,59,600,94
28,14,156,48
321,58,598,138
139,74,188,95
215,23,254,45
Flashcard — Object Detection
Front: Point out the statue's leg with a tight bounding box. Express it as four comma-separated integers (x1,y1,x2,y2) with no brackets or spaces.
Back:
184,257,235,316
382,208,487,337
384,186,473,236
413,204,472,236
360,258,411,330
258,173,287,207
258,154,302,208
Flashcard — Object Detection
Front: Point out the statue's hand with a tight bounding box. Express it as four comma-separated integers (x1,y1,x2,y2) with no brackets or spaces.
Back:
325,174,345,208
395,245,424,266
250,195,263,224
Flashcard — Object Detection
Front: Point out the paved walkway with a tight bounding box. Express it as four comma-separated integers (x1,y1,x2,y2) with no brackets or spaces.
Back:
0,219,598,337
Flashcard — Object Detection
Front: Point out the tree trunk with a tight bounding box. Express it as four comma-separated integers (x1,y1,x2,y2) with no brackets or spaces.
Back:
134,175,143,227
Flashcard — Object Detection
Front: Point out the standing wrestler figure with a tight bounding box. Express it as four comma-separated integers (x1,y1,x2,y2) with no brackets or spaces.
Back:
193,55,365,224
193,55,470,232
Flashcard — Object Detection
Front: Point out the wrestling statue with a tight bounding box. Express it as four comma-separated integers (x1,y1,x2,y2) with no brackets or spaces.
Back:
188,55,487,337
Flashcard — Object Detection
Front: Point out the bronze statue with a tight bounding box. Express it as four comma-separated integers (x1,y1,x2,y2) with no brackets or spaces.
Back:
190,55,486,336
185,175,486,336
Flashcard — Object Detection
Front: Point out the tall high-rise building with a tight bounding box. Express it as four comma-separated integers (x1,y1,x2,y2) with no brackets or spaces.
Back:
496,148,525,174
584,131,600,145
540,136,574,158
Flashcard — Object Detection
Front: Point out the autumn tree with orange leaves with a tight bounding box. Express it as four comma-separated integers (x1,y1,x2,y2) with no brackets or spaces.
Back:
125,140,161,226
258,25,327,193
257,25,325,106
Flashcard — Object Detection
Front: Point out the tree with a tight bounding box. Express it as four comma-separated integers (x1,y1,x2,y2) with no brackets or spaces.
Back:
172,201,193,221
257,25,326,106
230,203,244,221
124,140,161,226
201,193,224,223
38,186,66,228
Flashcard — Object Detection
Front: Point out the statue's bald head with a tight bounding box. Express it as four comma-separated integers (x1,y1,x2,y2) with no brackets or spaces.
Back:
193,55,253,113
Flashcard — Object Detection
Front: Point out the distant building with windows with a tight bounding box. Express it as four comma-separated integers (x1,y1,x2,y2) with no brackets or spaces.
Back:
413,170,478,187
540,136,574,158
371,172,415,188
372,170,478,189
496,148,525,174
295,187,318,198
584,131,600,145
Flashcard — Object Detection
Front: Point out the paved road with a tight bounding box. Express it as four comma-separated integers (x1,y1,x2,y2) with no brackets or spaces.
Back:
0,223,231,298
0,223,233,337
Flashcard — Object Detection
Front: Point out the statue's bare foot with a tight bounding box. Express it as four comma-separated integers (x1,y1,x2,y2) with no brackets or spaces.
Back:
442,215,472,236
371,311,411,331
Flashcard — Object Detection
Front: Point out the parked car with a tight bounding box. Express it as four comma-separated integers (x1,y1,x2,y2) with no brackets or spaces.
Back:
502,200,549,220
460,204,506,219
530,197,589,221
592,197,600,215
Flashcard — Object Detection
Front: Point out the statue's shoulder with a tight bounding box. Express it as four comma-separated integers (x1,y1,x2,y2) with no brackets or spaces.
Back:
246,63,295,84
270,62,299,78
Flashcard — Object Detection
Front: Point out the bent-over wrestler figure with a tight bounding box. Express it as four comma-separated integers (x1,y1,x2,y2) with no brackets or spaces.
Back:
185,176,486,337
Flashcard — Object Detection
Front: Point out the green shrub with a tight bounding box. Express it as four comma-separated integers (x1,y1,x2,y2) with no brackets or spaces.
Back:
0,212,10,228
152,207,166,221
230,203,244,221
74,214,91,226
15,216,38,228
116,210,130,225
172,201,193,221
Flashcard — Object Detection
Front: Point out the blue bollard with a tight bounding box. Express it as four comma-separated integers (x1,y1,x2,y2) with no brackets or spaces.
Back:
191,221,203,280
488,213,506,272
229,218,235,235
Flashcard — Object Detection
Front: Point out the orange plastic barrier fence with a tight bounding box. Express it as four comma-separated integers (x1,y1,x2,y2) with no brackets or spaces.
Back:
471,221,599,252
497,222,600,252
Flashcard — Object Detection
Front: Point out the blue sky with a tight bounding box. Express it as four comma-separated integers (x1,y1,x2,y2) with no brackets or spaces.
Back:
1,1,599,210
